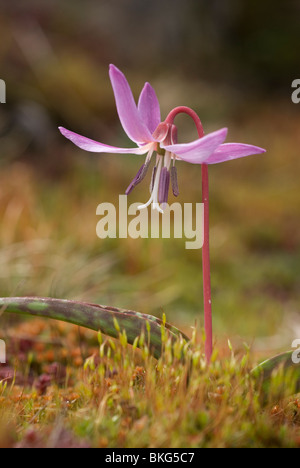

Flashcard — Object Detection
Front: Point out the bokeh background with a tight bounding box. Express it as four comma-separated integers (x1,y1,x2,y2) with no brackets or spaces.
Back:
0,0,300,353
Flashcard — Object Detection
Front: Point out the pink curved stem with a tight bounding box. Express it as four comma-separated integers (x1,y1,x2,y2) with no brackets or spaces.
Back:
165,106,204,138
165,106,213,362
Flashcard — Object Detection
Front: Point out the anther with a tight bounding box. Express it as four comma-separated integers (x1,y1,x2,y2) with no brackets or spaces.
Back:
125,164,146,195
158,167,170,205
135,158,151,184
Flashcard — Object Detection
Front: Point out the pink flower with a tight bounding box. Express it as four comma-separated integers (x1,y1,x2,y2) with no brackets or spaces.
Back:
59,65,265,212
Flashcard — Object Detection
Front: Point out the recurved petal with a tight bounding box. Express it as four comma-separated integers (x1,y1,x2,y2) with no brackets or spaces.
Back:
204,143,266,164
163,128,228,164
59,127,151,154
109,65,154,144
138,82,161,134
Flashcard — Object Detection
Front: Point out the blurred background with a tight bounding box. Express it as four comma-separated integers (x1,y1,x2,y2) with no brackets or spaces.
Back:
0,0,300,354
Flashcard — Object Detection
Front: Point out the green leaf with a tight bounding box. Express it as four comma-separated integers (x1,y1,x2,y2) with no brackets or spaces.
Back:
0,296,189,360
252,351,300,400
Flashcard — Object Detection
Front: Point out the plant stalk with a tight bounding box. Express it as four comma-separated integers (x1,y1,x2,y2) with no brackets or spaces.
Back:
165,107,213,361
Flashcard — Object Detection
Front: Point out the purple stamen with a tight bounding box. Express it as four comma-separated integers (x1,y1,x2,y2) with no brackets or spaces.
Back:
125,159,152,195
125,164,145,195
164,170,170,204
158,167,167,203
158,167,170,204
136,158,151,184
170,166,179,197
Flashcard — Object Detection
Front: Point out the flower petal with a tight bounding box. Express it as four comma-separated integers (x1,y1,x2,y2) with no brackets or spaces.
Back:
59,127,151,154
138,82,161,134
109,65,154,144
163,128,228,164
205,143,266,164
